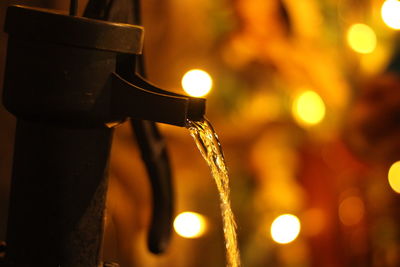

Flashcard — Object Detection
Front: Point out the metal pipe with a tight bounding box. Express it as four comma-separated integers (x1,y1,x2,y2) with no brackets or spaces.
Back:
5,120,112,266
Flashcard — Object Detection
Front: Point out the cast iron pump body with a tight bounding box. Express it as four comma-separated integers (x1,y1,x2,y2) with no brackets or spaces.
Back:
1,2,205,266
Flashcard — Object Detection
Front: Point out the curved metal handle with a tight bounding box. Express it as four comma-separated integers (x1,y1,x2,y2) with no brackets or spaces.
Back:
131,120,174,253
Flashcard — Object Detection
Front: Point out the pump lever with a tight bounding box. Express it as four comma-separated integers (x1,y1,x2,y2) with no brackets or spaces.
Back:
130,119,173,253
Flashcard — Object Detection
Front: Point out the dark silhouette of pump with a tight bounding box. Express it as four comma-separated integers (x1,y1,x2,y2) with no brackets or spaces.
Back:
1,1,205,266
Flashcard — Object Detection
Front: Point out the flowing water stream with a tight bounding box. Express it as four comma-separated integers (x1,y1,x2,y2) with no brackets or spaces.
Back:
187,119,241,267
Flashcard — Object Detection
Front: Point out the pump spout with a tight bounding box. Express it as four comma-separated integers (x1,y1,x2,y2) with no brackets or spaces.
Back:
111,72,205,126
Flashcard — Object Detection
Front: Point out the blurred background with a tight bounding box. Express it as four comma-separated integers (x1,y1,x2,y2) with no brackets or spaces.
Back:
2,0,400,266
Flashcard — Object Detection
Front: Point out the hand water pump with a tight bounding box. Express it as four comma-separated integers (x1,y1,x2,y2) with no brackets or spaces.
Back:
0,0,205,265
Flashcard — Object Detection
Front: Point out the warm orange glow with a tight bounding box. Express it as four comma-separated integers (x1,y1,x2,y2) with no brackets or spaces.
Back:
346,24,377,54
338,196,365,226
181,69,213,97
388,161,400,193
302,209,326,237
173,212,207,238
292,90,326,126
271,214,301,244
381,0,400,30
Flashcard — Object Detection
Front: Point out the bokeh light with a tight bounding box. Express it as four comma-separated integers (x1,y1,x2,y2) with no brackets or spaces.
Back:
388,161,400,193
346,23,377,54
292,90,326,126
381,0,400,30
301,208,326,237
271,214,301,244
173,212,207,238
181,69,213,97
338,196,365,226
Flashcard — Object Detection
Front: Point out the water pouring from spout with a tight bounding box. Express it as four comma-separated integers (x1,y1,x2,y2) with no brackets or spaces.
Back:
187,118,241,267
